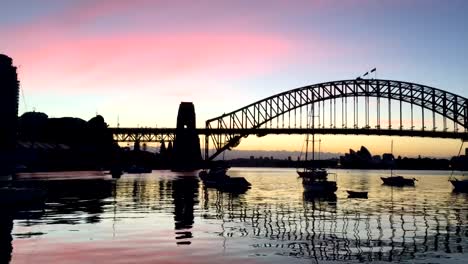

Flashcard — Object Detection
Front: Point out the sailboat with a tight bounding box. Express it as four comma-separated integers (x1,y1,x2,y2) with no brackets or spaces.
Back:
381,140,416,187
298,107,337,194
297,109,328,179
448,142,468,192
297,136,328,179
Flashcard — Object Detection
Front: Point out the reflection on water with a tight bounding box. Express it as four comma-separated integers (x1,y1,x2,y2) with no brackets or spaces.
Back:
172,176,198,245
4,169,468,263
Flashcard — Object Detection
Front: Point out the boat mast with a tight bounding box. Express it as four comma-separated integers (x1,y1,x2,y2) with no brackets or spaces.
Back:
318,138,321,161
391,139,394,176
311,103,315,163
304,107,310,163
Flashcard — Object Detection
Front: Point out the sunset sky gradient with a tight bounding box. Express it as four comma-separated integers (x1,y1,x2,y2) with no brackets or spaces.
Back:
1,0,467,157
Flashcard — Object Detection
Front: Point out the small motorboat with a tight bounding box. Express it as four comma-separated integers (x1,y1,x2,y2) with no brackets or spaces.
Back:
347,190,368,198
381,176,416,187
218,177,251,190
199,167,251,191
449,178,468,192
201,175,251,191
199,166,228,178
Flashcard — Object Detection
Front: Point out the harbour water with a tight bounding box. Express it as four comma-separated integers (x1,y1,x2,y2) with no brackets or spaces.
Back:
4,168,468,263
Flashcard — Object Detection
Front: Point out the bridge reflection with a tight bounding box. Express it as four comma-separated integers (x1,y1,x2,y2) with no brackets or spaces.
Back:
200,187,467,262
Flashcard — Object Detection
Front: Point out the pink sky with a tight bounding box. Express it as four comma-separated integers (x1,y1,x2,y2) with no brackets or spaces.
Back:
1,0,467,156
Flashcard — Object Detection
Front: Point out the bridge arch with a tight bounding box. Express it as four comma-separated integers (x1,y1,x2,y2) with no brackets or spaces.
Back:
205,79,468,160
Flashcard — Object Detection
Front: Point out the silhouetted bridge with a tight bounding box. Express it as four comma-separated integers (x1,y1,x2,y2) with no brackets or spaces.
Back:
110,128,467,143
110,79,468,160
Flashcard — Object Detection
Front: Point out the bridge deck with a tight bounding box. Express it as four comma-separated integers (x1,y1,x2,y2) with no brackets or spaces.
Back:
109,127,468,142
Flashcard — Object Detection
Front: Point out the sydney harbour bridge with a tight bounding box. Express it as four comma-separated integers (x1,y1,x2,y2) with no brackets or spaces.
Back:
110,79,468,160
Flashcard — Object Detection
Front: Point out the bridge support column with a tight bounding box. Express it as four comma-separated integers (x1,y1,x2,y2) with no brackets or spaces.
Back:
134,140,140,151
172,102,202,171
204,125,209,161
0,55,19,180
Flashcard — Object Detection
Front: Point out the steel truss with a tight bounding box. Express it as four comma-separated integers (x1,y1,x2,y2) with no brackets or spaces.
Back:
110,128,175,143
205,79,468,160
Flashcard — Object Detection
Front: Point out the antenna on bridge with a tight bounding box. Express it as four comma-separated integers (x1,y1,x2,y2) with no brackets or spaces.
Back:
117,115,120,128
358,67,377,79
357,71,368,80
370,67,377,79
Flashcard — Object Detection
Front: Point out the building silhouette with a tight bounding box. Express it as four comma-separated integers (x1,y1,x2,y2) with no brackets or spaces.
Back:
0,54,19,178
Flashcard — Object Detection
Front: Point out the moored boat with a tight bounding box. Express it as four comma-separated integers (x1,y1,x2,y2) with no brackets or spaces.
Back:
110,166,123,178
381,175,416,187
297,108,337,194
199,171,228,188
218,177,251,191
381,141,416,187
302,177,337,193
449,178,468,192
296,111,329,180
297,168,328,179
199,167,251,191
199,166,228,178
347,190,368,198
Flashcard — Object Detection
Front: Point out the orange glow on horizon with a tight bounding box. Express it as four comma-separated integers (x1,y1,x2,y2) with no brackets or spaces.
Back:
230,135,463,158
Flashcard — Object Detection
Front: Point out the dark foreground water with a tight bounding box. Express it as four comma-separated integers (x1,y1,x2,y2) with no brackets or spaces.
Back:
3,168,468,263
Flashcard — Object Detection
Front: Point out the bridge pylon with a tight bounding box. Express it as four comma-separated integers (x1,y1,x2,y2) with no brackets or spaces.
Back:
171,102,202,171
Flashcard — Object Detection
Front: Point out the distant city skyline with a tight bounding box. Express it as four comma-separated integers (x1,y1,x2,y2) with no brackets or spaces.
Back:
2,0,467,157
